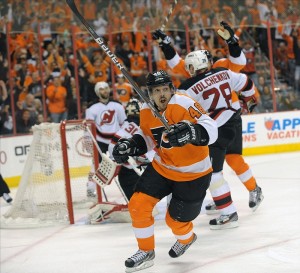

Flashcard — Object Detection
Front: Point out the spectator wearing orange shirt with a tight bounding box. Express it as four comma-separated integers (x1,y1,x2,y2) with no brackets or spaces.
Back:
46,70,67,123
114,74,133,107
78,49,110,84
83,0,97,24
129,52,146,81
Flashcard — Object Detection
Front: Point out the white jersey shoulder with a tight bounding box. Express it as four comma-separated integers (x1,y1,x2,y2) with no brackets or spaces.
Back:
179,69,249,112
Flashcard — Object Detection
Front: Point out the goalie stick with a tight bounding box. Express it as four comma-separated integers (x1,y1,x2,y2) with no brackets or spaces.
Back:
66,0,170,131
160,0,178,31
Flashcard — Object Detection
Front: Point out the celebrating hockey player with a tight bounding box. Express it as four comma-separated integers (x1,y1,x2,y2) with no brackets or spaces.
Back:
112,70,217,272
152,21,264,223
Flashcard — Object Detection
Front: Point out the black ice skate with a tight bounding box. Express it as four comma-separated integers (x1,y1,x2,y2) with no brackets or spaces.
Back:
205,201,218,215
209,212,239,230
169,233,197,258
249,186,264,211
125,249,155,272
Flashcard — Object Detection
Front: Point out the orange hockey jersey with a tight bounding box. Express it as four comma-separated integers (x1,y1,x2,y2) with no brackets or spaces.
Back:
135,93,218,182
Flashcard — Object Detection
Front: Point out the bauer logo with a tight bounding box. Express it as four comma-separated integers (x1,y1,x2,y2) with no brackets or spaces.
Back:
264,118,300,131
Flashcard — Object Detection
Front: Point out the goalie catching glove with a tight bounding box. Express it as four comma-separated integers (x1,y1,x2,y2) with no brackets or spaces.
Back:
166,121,209,147
217,21,239,45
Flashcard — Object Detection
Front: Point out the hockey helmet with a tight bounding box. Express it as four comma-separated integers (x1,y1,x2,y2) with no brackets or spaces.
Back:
146,70,174,96
184,50,213,76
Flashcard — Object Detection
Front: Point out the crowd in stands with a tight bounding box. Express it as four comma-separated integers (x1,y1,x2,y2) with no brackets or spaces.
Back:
0,0,299,135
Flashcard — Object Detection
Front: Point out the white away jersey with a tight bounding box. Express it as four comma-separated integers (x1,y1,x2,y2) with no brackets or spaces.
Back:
178,67,255,127
85,101,127,144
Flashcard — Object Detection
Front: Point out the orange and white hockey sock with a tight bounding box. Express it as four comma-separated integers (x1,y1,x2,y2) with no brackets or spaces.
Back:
129,192,159,251
226,154,257,191
165,211,194,244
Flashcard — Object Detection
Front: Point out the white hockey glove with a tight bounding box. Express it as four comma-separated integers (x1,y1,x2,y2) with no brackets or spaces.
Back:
217,21,239,45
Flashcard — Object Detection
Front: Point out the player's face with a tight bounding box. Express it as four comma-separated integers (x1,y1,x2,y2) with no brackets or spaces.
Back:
150,85,172,111
98,87,110,100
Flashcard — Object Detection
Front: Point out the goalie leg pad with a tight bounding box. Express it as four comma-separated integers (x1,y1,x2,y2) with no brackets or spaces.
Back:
89,202,130,223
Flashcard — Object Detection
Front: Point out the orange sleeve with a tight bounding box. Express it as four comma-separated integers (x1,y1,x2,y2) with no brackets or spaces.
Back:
172,59,190,78
81,54,95,74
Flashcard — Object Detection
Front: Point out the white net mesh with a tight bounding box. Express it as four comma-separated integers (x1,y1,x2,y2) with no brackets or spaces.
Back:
1,121,99,228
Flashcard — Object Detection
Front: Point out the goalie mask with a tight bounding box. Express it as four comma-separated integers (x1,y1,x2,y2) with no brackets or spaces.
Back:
184,50,213,76
125,98,140,125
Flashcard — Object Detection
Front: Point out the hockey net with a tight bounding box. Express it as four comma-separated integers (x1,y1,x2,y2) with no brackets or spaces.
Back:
1,120,103,228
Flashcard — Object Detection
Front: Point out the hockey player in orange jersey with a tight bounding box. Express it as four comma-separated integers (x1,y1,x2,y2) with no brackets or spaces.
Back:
112,71,218,272
152,21,264,218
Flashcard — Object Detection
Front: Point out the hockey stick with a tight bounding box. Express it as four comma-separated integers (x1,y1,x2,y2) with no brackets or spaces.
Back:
114,176,129,204
66,0,170,131
160,0,178,31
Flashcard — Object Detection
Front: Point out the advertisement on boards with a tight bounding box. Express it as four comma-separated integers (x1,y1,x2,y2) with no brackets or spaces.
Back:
0,135,33,179
242,111,300,154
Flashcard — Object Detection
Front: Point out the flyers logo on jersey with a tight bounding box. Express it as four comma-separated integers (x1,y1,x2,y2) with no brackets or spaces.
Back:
151,126,172,149
100,110,115,125
117,88,127,96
